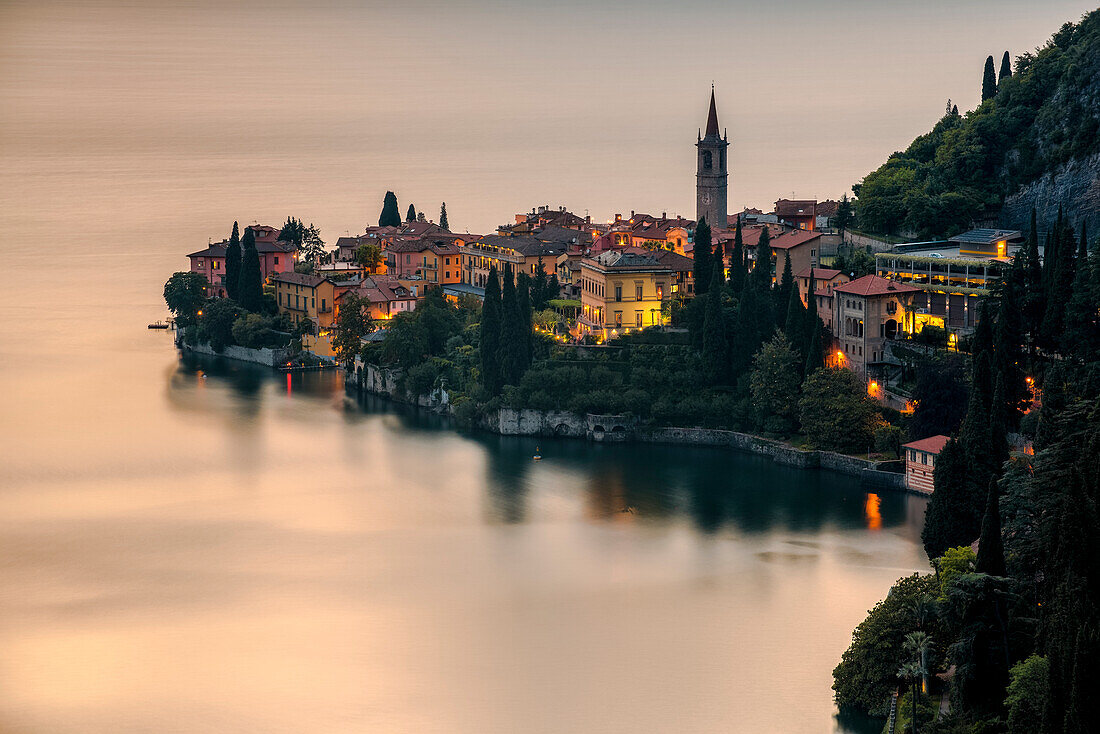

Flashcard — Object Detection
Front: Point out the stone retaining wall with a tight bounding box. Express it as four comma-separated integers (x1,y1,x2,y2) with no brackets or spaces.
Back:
182,342,291,367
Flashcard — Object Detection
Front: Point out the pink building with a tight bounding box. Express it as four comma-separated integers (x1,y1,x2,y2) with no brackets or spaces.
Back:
902,435,949,494
187,243,228,297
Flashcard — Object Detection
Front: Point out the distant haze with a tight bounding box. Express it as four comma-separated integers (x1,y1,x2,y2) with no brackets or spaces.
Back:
1,0,1095,238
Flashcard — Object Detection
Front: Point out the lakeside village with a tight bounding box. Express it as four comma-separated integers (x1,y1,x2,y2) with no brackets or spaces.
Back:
159,16,1100,734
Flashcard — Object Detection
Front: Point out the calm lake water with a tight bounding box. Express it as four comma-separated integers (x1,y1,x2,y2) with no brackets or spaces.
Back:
0,3,931,730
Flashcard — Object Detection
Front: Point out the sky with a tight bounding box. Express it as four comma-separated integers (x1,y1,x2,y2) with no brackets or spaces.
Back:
1,0,1096,237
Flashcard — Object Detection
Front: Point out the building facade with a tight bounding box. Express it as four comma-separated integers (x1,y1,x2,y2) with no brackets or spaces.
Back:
830,275,922,377
577,250,671,340
902,435,949,494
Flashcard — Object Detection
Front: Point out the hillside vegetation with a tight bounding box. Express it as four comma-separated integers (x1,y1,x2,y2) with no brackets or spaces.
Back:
853,10,1100,238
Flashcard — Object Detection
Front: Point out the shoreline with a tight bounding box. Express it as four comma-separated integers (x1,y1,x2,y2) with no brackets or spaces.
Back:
348,361,913,493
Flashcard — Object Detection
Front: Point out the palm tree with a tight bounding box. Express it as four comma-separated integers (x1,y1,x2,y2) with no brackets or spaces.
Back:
897,661,926,734
904,630,934,695
907,593,937,630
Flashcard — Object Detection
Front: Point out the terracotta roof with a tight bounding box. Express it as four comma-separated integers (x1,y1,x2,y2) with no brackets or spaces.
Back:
833,274,922,297
796,266,842,279
477,234,566,258
769,229,821,250
255,240,297,254
188,243,228,258
272,272,328,288
902,435,950,454
656,250,694,272
774,199,816,217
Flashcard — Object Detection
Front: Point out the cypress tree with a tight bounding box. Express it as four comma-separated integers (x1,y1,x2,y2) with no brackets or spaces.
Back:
1042,215,1076,348
1064,220,1098,359
237,226,264,312
972,303,995,411
732,273,776,377
783,276,806,362
516,271,533,369
379,191,401,227
713,238,725,284
922,437,971,558
1025,208,1045,341
439,202,449,232
998,50,1012,83
224,221,241,301
994,260,1029,423
729,217,745,293
753,226,772,289
693,217,712,296
1042,207,1063,296
982,55,998,101
480,266,502,395
776,249,794,313
701,268,729,385
803,268,824,375
406,204,416,222
976,480,1007,576
498,265,525,387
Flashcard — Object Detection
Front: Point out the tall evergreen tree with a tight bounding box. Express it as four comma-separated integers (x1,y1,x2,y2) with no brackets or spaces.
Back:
982,55,998,101
693,217,713,296
713,238,725,284
922,437,972,558
1042,215,1076,347
701,269,729,385
1064,220,1099,359
732,270,776,377
1024,208,1045,341
783,276,807,362
224,221,241,301
237,226,264,312
379,191,401,227
728,217,745,293
998,50,1012,83
480,266,502,395
803,268,824,375
994,259,1029,423
439,202,449,232
776,249,794,313
976,481,1007,574
498,265,526,387
406,204,416,222
753,226,772,289
1042,207,1063,296
516,271,533,369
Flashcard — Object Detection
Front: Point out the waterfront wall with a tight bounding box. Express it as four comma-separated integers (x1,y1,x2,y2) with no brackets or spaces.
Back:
182,342,291,367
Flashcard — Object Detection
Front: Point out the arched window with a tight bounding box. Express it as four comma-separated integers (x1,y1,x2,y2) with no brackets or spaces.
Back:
702,151,712,170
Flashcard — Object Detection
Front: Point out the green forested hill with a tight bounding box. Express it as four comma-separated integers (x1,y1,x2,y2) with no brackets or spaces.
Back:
853,10,1100,238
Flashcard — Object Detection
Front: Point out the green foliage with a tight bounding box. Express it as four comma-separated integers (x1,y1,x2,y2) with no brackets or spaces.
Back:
293,261,315,275
874,424,903,458
378,191,401,227
231,312,289,349
833,193,853,235
480,266,502,395
748,331,801,435
909,354,969,439
439,202,449,231
998,50,1012,83
936,546,976,599
1005,655,1048,734
693,217,712,295
224,221,241,300
278,217,325,263
798,367,881,452
728,217,745,293
701,270,729,385
355,243,383,273
832,247,876,278
332,292,375,367
163,271,208,326
854,13,1100,237
195,298,241,352
237,226,264,312
406,203,416,222
833,573,940,716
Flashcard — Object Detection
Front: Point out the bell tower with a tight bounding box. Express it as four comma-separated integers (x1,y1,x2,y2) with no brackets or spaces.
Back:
696,86,729,229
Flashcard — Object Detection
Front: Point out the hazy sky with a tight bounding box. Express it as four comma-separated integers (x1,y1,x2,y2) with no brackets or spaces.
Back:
1,0,1096,237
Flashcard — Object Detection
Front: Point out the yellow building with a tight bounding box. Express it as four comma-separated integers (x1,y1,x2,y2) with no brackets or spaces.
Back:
272,272,349,332
577,250,672,341
460,234,569,289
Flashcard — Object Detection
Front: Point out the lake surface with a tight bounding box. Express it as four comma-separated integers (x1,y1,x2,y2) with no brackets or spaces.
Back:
0,315,929,733
0,3,930,729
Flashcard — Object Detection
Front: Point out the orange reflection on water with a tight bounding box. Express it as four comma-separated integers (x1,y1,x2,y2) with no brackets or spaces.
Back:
286,372,292,395
864,492,882,531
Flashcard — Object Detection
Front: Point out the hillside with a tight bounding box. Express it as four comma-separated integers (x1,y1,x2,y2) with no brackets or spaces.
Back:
853,9,1100,238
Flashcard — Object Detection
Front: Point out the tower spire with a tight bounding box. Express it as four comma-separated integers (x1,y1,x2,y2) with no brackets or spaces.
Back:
705,87,720,138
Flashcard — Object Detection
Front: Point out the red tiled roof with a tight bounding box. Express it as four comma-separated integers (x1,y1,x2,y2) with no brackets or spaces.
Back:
833,274,922,297
769,229,821,250
774,199,816,217
902,435,950,454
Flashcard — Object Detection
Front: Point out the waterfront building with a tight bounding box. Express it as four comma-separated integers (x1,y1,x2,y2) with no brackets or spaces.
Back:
830,274,922,378
696,88,729,230
576,250,672,340
901,435,949,494
187,242,228,297
460,234,569,288
874,228,1026,335
272,272,350,333
336,275,417,322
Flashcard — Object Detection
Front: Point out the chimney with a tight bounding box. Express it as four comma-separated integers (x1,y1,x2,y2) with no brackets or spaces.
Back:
631,210,635,218
615,213,622,222
661,211,666,219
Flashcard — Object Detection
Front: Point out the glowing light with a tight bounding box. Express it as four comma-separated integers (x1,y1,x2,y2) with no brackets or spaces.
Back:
286,372,292,395
864,493,882,531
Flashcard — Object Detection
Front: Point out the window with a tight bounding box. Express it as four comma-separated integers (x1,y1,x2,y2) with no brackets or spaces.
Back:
922,453,928,465
635,312,642,327
636,285,643,301
321,298,326,311
909,450,916,462
406,254,411,263
615,285,622,302
614,311,622,327
274,256,279,265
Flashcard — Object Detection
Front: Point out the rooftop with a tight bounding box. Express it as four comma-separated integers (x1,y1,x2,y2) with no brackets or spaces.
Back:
833,274,922,297
948,228,1024,246
795,266,843,280
902,435,950,454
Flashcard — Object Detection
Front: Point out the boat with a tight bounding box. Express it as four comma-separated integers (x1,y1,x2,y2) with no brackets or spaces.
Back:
533,446,542,461
147,320,169,329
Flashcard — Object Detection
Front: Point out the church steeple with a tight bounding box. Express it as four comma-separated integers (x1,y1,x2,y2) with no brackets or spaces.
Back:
705,86,720,138
696,87,729,229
